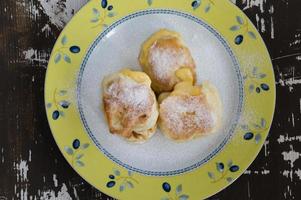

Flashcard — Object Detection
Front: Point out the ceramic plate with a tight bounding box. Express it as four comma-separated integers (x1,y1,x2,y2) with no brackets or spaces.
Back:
45,0,275,199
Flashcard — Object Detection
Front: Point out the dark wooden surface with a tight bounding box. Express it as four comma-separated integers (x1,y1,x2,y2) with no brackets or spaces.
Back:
0,0,301,199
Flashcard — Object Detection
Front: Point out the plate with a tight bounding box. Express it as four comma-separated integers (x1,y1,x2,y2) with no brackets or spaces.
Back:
45,0,275,199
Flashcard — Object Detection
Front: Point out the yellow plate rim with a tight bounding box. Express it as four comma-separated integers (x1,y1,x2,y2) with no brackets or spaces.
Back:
45,0,276,199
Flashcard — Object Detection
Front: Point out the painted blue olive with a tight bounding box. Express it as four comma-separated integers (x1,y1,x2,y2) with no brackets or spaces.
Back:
235,35,244,45
72,139,80,149
107,5,113,11
217,162,224,171
61,105,69,109
52,110,60,120
230,165,239,172
162,182,171,192
61,102,69,109
191,1,200,8
69,46,80,54
109,174,115,179
106,181,116,188
101,0,108,8
256,87,261,93
244,132,254,140
260,83,269,91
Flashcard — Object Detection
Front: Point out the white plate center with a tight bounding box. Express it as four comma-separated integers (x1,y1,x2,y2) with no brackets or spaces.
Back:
78,10,242,175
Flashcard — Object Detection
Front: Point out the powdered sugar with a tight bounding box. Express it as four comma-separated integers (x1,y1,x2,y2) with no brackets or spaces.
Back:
105,76,152,113
149,43,190,81
160,95,213,135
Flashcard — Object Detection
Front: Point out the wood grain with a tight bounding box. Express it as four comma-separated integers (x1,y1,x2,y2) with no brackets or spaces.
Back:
0,0,300,199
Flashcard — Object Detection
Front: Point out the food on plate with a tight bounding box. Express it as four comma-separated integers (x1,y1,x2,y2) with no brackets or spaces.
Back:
159,67,222,141
139,29,196,93
102,30,222,143
102,69,159,143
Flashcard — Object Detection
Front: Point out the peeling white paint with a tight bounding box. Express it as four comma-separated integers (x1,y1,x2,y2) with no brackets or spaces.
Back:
261,18,266,33
21,187,28,200
38,0,88,29
296,169,301,180
29,150,32,162
264,140,269,156
39,183,72,200
255,0,265,13
1,148,4,163
240,0,276,39
270,16,274,39
73,187,79,200
242,0,266,12
282,145,301,168
290,33,301,47
284,78,301,86
23,48,48,66
41,24,52,38
255,14,260,29
278,134,301,143
269,5,275,39
273,53,301,61
284,185,294,199
269,5,274,14
17,0,88,29
243,169,270,175
283,170,293,181
277,76,301,92
15,160,29,182
23,48,35,60
17,0,41,20
53,174,58,187
13,159,30,200
261,169,270,175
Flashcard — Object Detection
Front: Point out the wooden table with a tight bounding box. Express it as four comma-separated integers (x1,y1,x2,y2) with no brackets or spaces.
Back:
0,0,300,199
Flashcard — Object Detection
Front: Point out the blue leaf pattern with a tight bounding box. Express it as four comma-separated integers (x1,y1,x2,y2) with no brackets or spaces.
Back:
208,160,239,183
161,183,189,199
106,170,138,191
61,35,67,45
64,140,89,168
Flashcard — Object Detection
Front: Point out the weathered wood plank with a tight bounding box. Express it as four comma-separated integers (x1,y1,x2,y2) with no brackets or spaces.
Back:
0,0,300,199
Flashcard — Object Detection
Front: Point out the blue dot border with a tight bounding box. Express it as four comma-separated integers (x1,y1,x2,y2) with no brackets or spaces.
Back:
77,9,244,176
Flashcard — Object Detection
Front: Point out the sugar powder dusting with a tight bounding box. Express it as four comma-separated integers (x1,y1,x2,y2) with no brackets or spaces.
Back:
149,42,191,81
160,95,213,135
105,76,153,116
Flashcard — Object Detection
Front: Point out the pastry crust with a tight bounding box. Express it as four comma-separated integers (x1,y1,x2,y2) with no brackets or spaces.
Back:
139,29,196,93
102,69,159,143
159,81,222,141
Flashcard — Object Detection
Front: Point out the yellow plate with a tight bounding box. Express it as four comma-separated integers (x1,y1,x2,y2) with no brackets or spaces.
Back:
45,0,275,199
